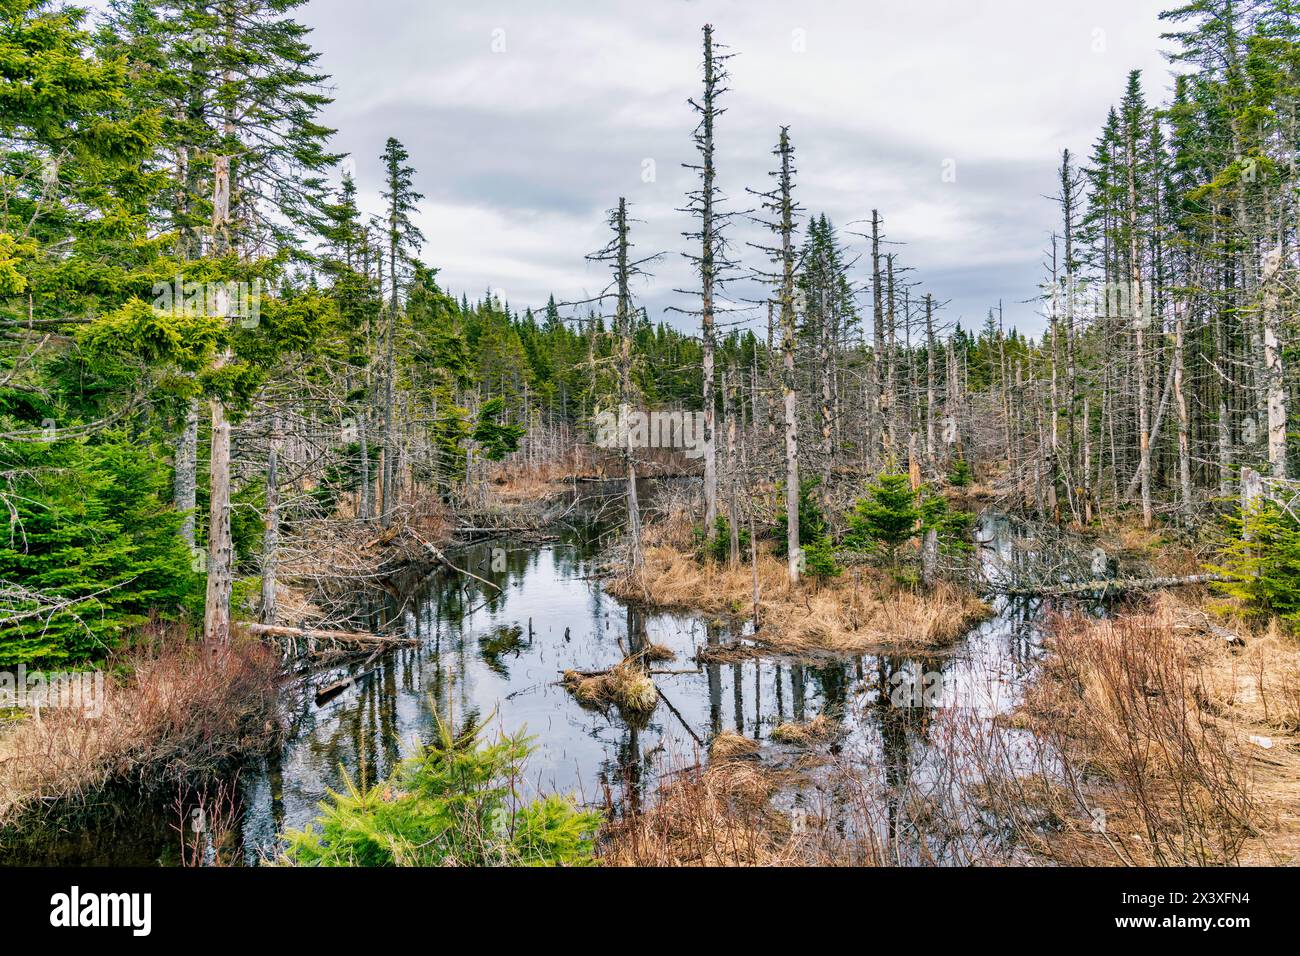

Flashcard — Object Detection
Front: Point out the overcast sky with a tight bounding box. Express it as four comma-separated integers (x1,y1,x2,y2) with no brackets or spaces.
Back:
178,1,1184,337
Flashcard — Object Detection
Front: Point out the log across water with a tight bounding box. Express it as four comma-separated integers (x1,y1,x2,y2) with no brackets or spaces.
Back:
997,572,1227,598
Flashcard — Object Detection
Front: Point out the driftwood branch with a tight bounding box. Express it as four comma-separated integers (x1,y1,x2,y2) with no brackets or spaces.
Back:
997,573,1228,597
412,534,502,593
240,622,414,645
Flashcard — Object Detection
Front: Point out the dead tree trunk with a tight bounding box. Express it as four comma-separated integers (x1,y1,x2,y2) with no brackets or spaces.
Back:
173,399,199,549
260,411,281,625
1261,247,1289,480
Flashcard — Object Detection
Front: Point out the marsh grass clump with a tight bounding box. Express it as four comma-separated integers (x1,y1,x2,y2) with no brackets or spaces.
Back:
561,660,659,719
600,757,794,866
281,712,600,866
770,714,840,747
610,668,658,715
706,757,779,806
564,672,607,707
607,543,991,657
709,731,759,762
644,642,676,663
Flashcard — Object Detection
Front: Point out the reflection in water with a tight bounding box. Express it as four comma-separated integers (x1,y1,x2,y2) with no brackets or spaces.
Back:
0,513,1051,866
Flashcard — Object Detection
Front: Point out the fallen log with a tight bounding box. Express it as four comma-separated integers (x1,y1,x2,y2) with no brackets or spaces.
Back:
653,685,703,746
455,525,540,535
411,533,502,593
315,649,384,705
999,573,1228,598
315,667,379,705
240,622,415,645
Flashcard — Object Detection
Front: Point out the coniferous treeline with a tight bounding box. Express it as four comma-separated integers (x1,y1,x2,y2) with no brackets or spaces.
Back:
3,0,1298,664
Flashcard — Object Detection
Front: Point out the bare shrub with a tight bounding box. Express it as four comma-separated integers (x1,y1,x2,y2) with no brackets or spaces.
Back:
0,625,280,825
173,772,244,867
1013,604,1262,865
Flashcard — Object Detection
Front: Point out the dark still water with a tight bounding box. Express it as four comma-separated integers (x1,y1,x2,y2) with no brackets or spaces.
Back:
0,513,1053,865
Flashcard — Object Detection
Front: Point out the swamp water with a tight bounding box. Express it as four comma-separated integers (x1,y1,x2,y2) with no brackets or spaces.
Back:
0,511,1064,865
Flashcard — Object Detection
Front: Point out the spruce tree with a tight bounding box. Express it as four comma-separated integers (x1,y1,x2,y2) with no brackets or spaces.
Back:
378,136,423,523
846,472,919,565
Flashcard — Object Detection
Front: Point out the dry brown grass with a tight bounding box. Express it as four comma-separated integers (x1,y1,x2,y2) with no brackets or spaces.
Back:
770,714,841,747
485,470,573,503
607,543,991,656
600,757,800,866
644,642,676,663
943,481,997,504
1008,593,1300,865
485,446,608,490
0,628,280,827
561,660,659,718
708,731,759,761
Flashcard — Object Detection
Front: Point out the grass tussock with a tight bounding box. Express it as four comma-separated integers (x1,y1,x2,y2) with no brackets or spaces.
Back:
708,731,759,762
600,759,797,866
0,629,281,827
603,728,854,866
561,660,658,718
607,543,991,656
770,714,841,747
1010,593,1300,865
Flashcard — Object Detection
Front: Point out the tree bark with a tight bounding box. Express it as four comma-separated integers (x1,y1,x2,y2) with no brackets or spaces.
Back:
1261,247,1289,479
173,398,199,549
204,395,232,645
776,130,800,584
260,411,281,625
698,25,720,529
1174,297,1193,517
